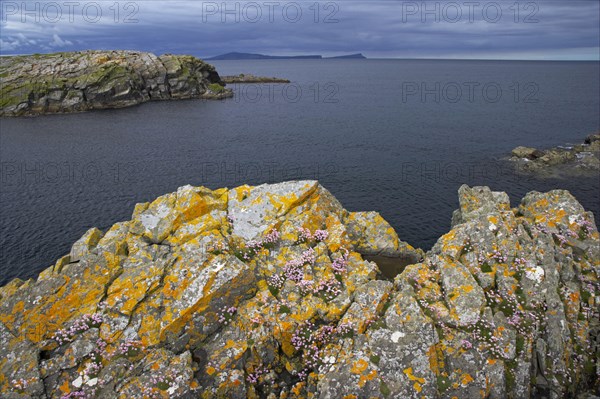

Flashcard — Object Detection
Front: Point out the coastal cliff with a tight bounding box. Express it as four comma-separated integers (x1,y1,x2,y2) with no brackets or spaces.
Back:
0,51,232,117
0,181,598,398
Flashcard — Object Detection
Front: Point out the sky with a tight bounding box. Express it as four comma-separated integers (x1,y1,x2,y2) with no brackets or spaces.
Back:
1,1,599,60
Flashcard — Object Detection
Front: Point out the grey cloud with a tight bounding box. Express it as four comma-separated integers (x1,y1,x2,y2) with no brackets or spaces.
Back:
0,1,598,59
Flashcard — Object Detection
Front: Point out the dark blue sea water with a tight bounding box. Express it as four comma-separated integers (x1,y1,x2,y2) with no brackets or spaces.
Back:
1,59,599,285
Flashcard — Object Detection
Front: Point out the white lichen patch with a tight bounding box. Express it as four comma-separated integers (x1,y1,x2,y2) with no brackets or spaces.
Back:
86,378,98,387
391,331,405,343
525,266,545,284
72,376,83,388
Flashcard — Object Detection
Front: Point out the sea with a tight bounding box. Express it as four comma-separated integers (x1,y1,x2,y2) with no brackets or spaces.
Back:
1,59,598,285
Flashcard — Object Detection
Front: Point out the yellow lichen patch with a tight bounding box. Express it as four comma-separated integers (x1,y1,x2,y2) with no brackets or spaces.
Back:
275,321,297,357
460,373,474,386
403,367,426,384
136,311,163,347
233,185,251,202
441,230,457,245
428,344,445,376
105,266,160,315
413,382,422,393
21,279,105,343
291,382,306,396
351,358,369,374
324,215,350,253
358,369,378,388
169,213,224,244
0,300,24,326
59,379,71,395
569,292,580,302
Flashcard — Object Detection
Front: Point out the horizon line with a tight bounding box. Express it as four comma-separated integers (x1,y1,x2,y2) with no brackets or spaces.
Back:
1,51,598,62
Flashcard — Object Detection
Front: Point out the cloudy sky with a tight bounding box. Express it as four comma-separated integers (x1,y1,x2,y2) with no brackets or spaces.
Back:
1,1,599,60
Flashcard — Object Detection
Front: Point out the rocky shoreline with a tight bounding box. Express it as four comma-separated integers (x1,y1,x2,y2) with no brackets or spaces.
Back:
222,74,291,84
510,133,600,177
0,181,598,398
0,51,232,117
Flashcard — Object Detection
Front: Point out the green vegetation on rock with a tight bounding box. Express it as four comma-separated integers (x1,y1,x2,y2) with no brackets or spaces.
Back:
0,50,232,117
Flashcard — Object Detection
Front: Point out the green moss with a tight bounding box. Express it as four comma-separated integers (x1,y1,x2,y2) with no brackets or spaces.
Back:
379,381,391,397
583,358,595,375
580,290,591,303
505,363,516,391
436,375,451,392
515,286,526,304
480,262,492,273
278,305,291,314
381,298,392,315
515,335,525,354
497,299,516,317
370,354,381,365
370,319,387,330
268,285,280,297
208,83,225,93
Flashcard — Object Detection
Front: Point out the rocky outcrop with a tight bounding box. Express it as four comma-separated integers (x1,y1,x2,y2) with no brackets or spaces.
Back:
510,134,600,177
222,74,291,84
0,50,232,117
0,181,598,398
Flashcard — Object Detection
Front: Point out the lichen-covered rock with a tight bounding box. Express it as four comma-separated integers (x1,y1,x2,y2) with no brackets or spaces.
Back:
0,50,232,117
70,227,103,262
0,181,598,398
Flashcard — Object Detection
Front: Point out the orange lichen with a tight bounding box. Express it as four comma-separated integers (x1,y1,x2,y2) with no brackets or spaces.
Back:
460,373,474,386
358,369,378,388
403,367,426,384
351,359,369,374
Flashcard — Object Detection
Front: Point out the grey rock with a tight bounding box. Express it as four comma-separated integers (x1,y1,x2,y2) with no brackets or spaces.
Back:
512,146,544,159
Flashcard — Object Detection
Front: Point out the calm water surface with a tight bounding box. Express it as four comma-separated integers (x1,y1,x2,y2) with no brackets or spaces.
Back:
1,59,599,285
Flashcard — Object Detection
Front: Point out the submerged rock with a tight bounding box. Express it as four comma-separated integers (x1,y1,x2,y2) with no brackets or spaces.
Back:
0,181,598,398
0,50,232,117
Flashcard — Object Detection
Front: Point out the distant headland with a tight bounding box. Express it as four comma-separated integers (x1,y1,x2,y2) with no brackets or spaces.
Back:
207,52,367,60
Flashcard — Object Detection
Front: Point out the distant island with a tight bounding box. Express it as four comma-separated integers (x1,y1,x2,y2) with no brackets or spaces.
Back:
207,52,366,60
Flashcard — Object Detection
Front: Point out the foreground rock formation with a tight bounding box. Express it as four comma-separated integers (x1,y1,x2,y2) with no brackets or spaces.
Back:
510,133,600,177
0,50,232,117
0,181,598,398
